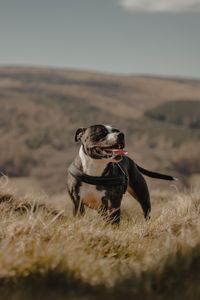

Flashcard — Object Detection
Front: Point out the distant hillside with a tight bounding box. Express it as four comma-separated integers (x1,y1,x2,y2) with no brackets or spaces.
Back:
146,100,200,129
0,66,200,193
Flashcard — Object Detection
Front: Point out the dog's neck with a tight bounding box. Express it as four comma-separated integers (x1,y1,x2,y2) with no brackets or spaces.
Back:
79,146,109,176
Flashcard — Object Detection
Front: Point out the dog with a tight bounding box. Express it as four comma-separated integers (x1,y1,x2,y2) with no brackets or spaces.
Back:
67,124,176,224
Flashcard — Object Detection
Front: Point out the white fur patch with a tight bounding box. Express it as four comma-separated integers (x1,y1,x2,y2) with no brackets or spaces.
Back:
79,146,107,175
105,125,112,133
104,125,118,144
79,146,106,209
106,132,117,143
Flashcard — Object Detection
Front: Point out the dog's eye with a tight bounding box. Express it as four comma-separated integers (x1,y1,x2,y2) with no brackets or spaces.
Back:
97,129,107,139
91,129,108,141
102,129,108,135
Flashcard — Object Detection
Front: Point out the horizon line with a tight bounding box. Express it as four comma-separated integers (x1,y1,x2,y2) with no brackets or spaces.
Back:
0,63,200,81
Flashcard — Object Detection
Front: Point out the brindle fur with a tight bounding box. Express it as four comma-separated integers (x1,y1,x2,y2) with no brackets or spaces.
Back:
67,124,174,224
67,125,152,224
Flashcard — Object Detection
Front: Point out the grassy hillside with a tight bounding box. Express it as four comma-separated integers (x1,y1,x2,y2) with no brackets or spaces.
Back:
0,66,200,193
0,178,199,300
0,67,200,299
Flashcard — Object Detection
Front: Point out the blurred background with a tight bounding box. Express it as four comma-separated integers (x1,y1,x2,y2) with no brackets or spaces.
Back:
0,0,200,195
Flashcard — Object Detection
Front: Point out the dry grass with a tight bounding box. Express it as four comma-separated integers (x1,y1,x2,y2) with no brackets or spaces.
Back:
0,67,199,299
0,177,200,299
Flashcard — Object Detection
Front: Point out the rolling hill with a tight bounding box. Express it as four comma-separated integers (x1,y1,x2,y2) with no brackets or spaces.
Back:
0,66,200,300
0,66,200,193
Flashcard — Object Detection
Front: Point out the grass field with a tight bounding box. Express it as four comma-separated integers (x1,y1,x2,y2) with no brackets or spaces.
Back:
0,66,199,299
0,177,199,300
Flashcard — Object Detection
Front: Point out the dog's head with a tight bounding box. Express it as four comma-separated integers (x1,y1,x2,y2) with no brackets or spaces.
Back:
75,124,127,161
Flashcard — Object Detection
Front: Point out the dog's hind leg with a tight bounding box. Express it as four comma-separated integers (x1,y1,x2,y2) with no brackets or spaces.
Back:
127,162,151,219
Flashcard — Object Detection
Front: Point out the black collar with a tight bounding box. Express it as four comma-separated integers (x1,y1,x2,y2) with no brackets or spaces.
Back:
68,163,128,193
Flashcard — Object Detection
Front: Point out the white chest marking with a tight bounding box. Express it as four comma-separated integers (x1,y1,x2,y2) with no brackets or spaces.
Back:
79,146,106,209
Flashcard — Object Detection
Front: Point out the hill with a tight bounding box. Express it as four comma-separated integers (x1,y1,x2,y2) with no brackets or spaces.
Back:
0,67,200,300
0,66,200,193
145,100,200,129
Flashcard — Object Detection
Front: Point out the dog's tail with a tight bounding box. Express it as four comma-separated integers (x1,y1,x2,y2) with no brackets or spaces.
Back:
136,164,177,181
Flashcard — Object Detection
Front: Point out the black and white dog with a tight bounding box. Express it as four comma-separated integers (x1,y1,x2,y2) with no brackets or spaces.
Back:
67,124,176,224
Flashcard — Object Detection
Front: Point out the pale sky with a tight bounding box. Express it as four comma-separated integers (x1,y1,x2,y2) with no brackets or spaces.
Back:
0,0,200,78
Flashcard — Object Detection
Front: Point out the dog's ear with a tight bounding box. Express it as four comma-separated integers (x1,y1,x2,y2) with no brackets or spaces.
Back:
75,128,86,142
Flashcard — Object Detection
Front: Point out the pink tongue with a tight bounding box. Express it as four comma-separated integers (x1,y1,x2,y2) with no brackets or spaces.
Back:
110,149,128,155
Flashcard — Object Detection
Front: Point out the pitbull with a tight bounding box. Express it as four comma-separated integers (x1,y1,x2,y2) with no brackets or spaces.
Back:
67,124,176,224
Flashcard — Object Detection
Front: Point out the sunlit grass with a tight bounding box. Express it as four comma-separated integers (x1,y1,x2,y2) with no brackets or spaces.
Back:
0,178,199,299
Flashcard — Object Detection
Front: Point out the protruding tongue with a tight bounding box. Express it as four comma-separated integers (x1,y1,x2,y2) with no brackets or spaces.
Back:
109,149,128,156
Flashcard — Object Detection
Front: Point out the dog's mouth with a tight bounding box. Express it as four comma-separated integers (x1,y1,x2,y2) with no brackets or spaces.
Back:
91,143,128,160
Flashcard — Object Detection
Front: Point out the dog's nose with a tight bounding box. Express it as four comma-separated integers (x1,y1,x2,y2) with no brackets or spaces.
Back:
117,132,125,144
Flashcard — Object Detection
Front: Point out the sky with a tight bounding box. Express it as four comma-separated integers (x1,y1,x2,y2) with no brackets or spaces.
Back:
0,0,200,78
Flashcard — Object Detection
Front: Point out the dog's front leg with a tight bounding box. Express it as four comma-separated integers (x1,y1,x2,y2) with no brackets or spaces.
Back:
98,200,121,224
73,198,85,216
68,187,85,217
108,206,121,224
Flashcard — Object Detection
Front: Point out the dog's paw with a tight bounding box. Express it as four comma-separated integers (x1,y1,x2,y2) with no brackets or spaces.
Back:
144,208,151,220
